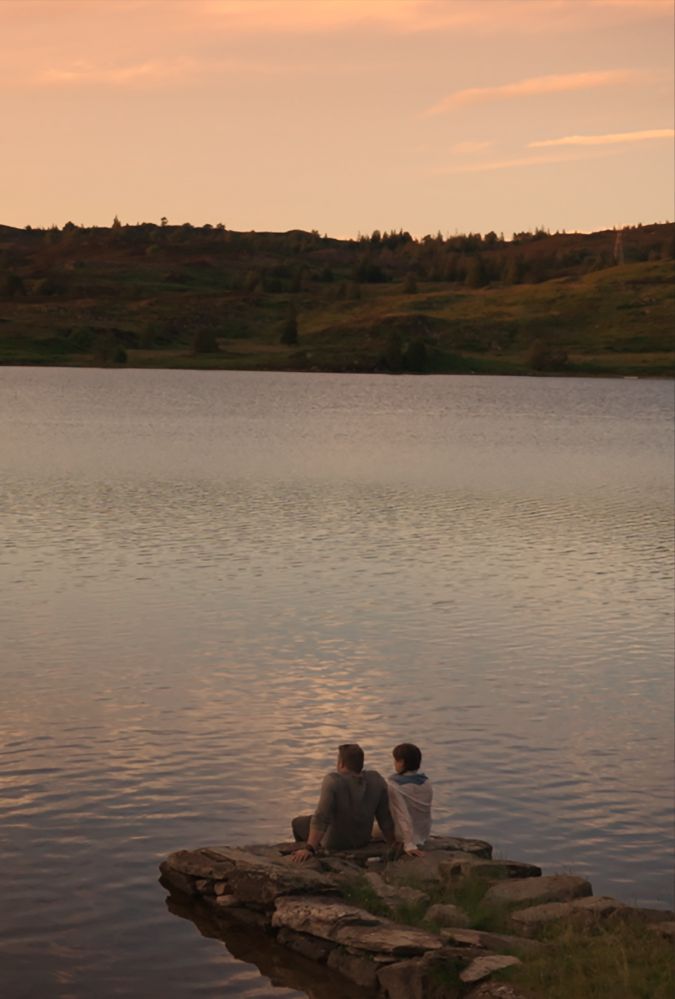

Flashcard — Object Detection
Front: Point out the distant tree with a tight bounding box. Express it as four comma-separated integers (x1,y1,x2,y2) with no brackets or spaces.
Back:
465,255,488,288
243,270,261,292
3,272,26,298
383,330,403,372
662,233,675,260
403,336,427,371
402,272,418,294
526,257,548,283
528,338,568,371
112,215,122,229
35,276,66,296
92,332,127,365
354,260,386,283
280,308,298,345
503,254,525,285
160,216,168,227
192,327,220,354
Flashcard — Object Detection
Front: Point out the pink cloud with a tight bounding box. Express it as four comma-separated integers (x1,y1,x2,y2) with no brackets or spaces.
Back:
424,70,642,116
190,0,673,36
530,128,675,147
431,150,618,175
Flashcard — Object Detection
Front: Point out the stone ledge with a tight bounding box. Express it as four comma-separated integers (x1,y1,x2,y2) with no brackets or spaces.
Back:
484,873,592,908
509,894,625,934
159,836,672,998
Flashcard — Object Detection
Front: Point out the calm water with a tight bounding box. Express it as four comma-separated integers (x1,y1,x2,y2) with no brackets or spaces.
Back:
1,368,673,998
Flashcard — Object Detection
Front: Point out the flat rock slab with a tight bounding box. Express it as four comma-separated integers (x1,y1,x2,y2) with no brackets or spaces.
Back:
272,896,442,956
484,874,591,907
163,847,339,905
460,953,521,984
425,903,471,928
365,871,429,910
510,895,626,933
465,983,530,999
442,927,543,956
424,836,493,859
377,951,462,999
441,858,542,882
386,850,478,885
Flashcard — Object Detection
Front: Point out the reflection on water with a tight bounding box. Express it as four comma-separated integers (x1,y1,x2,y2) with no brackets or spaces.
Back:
1,369,673,997
164,893,364,999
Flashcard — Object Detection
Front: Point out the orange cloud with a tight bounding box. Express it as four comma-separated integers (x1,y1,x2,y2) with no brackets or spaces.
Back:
432,150,617,175
29,55,297,89
424,69,641,116
196,0,672,35
530,128,675,147
38,60,194,86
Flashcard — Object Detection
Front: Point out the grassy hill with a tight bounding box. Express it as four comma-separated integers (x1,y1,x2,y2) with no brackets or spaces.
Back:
0,221,673,376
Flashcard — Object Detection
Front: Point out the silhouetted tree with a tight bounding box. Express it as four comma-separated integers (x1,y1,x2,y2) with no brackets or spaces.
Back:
404,337,427,371
402,272,418,294
465,255,488,288
192,328,220,354
280,308,298,345
92,332,127,365
503,254,525,285
528,338,568,371
3,272,26,298
383,331,403,372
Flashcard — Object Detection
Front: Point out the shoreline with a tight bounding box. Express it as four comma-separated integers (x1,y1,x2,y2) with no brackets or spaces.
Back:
1,359,672,379
159,837,675,998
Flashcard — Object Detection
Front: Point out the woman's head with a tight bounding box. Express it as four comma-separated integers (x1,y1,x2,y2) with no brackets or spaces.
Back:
392,742,422,773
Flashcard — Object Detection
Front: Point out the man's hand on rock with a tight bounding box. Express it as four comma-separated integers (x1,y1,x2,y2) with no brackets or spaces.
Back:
291,847,313,864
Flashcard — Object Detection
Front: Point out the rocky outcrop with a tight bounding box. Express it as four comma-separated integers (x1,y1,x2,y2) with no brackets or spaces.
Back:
365,870,429,910
159,836,672,998
460,954,522,984
509,895,627,934
483,873,591,907
442,859,542,883
426,903,471,928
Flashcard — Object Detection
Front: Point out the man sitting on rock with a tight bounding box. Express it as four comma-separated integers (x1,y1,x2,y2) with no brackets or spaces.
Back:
291,743,396,862
387,742,433,857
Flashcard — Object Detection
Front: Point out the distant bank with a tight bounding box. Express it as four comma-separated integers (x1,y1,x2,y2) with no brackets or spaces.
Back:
1,221,673,377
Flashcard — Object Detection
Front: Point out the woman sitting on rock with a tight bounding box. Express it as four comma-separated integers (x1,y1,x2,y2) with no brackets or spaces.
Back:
388,743,433,857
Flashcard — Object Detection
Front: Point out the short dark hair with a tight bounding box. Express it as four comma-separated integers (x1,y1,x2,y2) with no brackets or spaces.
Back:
393,743,422,772
338,743,364,773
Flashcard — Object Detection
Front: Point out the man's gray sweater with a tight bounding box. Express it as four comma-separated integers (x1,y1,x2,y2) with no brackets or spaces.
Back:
310,769,395,850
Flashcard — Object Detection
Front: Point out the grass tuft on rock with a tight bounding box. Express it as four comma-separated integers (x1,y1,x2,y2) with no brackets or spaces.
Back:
340,875,391,918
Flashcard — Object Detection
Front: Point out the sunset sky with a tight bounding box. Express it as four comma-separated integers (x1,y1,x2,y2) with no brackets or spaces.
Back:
2,0,673,237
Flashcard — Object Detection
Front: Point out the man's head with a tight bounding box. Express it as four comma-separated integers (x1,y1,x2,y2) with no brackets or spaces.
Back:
392,743,422,774
337,743,364,774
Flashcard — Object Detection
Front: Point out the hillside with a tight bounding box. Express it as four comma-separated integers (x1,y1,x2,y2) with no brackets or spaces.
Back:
0,221,673,375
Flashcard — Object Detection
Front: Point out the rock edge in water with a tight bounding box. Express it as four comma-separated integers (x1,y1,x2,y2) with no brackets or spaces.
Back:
159,836,673,999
